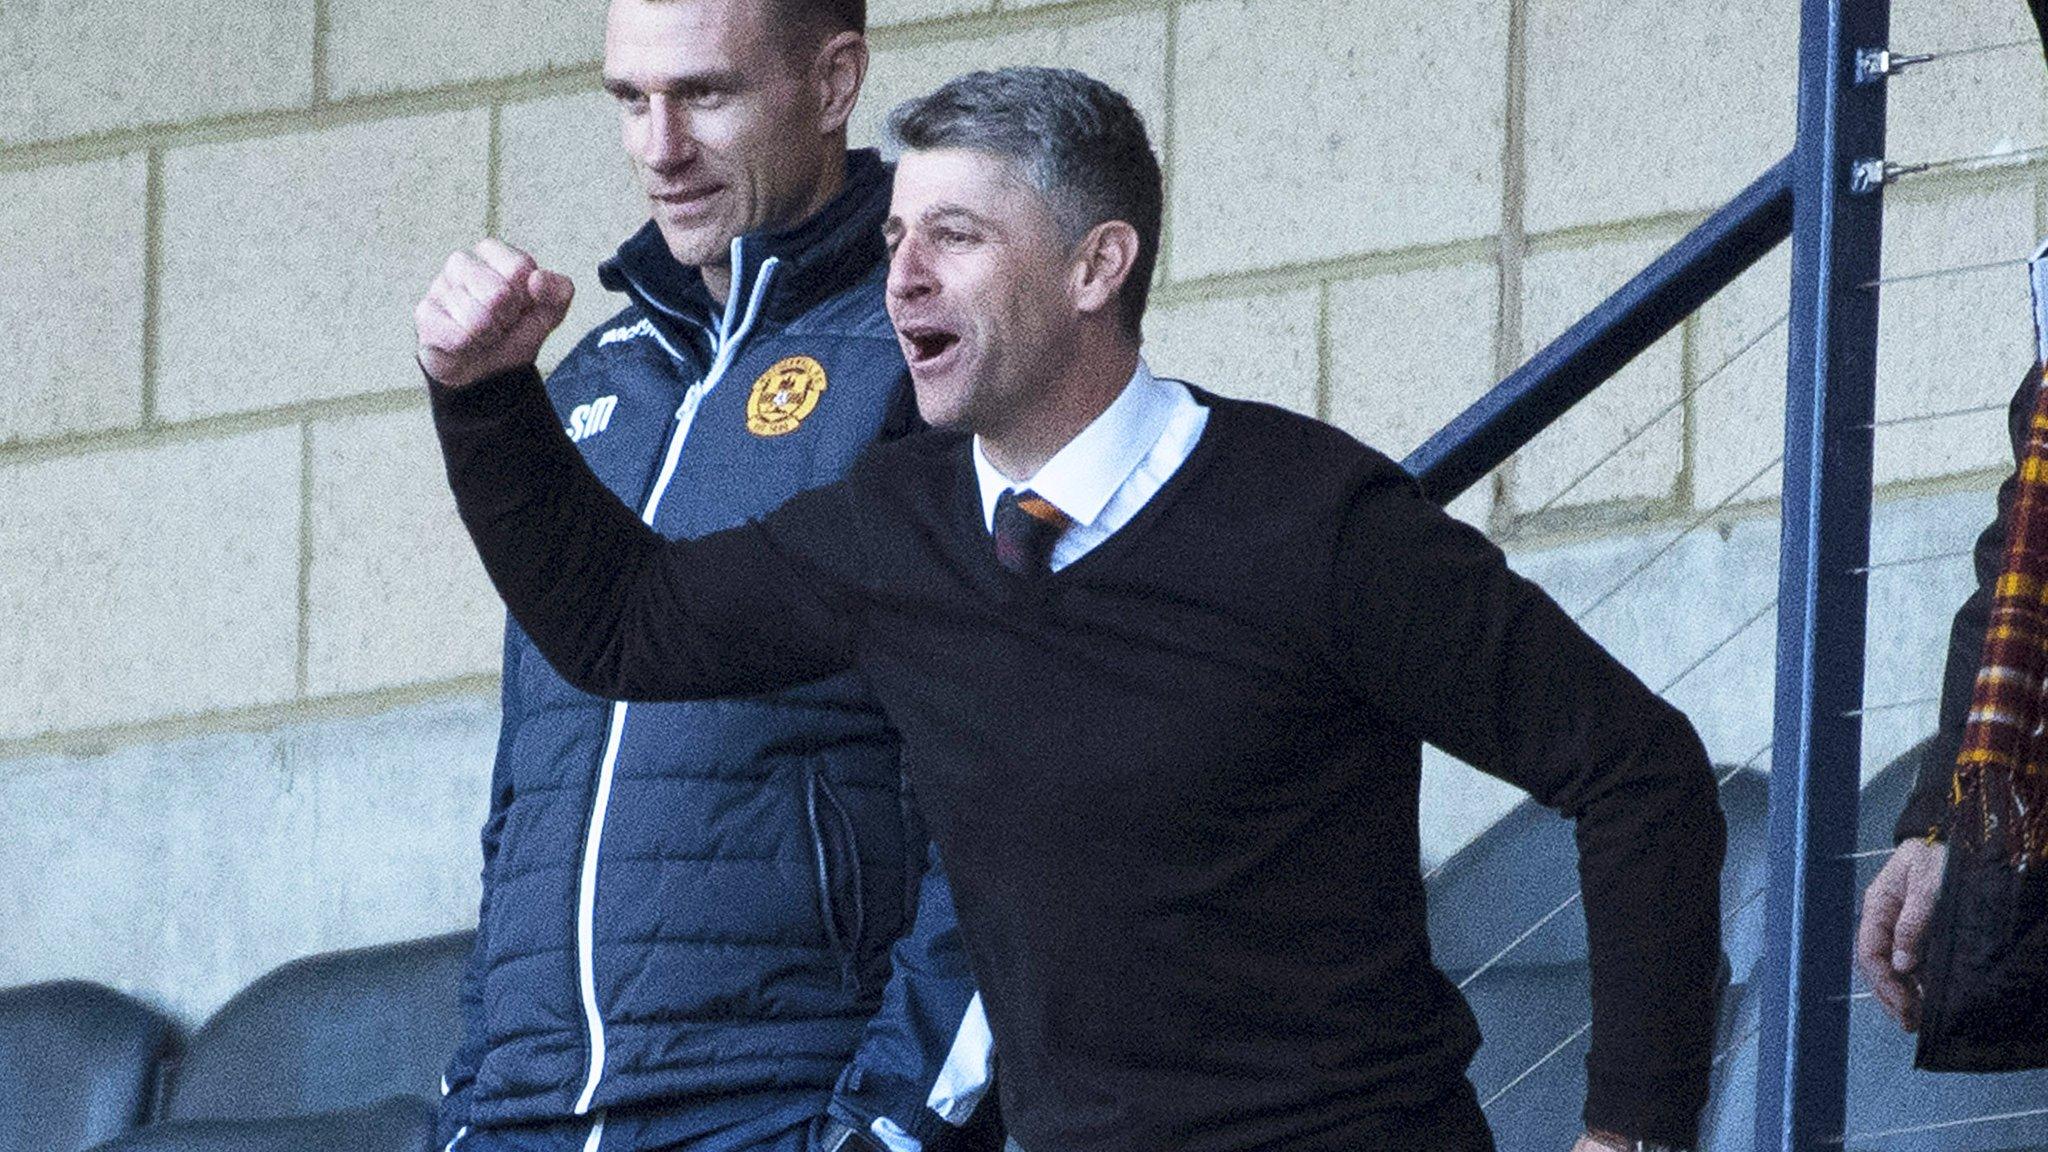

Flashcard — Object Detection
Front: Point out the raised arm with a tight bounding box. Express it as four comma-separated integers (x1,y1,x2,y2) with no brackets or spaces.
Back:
1336,470,1725,1150
417,240,865,702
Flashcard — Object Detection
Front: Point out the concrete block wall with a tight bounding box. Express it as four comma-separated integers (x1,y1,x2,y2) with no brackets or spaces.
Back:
3,0,2045,1021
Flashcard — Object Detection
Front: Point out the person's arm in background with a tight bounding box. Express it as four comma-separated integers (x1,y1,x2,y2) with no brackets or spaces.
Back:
828,835,997,1152
1857,366,2042,1030
437,619,524,1151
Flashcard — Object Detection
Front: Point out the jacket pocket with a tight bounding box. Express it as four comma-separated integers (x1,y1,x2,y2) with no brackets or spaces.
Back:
806,766,867,992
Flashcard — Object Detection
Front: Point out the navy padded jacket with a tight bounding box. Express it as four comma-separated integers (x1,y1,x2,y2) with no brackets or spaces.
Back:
439,151,986,1149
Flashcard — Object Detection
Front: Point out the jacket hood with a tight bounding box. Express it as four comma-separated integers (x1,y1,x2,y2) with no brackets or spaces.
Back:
599,148,893,333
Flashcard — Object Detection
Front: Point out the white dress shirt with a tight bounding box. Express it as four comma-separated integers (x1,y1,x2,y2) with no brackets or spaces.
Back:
971,358,1210,571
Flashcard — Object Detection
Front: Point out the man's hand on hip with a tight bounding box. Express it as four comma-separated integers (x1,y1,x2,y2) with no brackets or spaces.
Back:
415,238,575,389
1854,837,1948,1031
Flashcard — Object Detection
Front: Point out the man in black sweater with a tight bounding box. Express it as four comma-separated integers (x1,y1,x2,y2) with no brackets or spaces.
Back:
418,67,1726,1152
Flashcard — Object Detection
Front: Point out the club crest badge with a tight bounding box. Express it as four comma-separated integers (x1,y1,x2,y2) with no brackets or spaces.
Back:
746,356,828,437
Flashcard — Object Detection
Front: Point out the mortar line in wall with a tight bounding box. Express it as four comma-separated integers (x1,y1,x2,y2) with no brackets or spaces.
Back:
1493,461,2015,556
1154,236,1501,304
1675,316,1699,516
1315,282,1334,424
1154,0,1179,288
139,149,165,427
0,388,424,469
1490,0,1529,532
868,0,1142,50
0,67,604,173
297,422,315,697
0,676,504,769
0,0,1140,169
311,0,332,106
485,104,503,238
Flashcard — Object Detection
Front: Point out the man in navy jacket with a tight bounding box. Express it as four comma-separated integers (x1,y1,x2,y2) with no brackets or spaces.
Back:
418,2,990,1150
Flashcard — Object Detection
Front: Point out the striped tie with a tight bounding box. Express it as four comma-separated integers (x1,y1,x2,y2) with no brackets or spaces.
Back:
993,489,1071,575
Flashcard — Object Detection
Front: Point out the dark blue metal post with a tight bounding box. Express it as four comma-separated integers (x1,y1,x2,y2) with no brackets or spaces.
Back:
1755,0,1889,1147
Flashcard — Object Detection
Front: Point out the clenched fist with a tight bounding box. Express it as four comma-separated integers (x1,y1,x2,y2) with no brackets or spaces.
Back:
415,238,575,389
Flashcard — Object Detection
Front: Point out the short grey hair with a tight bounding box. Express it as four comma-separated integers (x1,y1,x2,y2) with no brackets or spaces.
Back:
886,67,1162,337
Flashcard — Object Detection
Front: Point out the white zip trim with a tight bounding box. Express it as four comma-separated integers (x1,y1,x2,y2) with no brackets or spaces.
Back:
569,240,781,1116
582,1112,606,1152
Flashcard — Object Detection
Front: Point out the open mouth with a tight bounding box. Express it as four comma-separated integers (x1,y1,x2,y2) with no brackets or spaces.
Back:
900,325,962,368
651,185,721,208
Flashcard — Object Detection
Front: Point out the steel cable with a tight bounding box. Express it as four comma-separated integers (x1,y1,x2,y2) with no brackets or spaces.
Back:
1834,1106,2048,1143
1500,313,1789,538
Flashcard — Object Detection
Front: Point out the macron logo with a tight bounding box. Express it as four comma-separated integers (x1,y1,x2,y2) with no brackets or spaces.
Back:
566,395,619,443
598,318,654,347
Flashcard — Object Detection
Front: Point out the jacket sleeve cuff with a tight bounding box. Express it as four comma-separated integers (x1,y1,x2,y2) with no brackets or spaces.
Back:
1583,1066,1706,1148
831,1070,961,1150
424,362,547,419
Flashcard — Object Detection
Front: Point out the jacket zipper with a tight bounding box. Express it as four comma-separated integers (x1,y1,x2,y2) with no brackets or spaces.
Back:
569,241,782,1114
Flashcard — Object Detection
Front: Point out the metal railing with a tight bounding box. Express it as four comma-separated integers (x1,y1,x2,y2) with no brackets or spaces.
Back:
1398,2,1891,1146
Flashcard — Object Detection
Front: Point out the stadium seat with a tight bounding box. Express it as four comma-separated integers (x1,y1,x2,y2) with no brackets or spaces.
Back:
88,1096,433,1152
0,980,178,1152
157,931,471,1124
87,932,470,1152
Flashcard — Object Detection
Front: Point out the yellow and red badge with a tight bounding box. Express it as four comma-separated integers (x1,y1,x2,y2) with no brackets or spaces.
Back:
746,356,828,437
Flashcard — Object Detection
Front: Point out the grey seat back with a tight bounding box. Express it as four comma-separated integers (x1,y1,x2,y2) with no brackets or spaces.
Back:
162,933,470,1123
0,979,178,1152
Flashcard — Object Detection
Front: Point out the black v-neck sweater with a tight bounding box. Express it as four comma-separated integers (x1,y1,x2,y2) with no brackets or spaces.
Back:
433,366,1726,1151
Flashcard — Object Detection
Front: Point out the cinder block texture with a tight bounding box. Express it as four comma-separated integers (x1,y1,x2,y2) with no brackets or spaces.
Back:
1523,0,1797,234
307,408,504,697
1886,0,2048,177
1145,288,1320,415
870,0,991,25
326,0,603,99
0,698,496,1024
499,92,653,370
0,0,313,146
1874,181,2038,486
1327,261,1502,530
0,155,147,445
1327,261,1500,461
852,10,1170,154
0,429,302,742
1513,232,1686,512
1172,0,1509,280
1691,246,1789,510
157,111,491,422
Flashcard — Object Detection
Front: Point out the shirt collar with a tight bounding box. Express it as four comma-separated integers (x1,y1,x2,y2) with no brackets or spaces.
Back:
973,358,1173,533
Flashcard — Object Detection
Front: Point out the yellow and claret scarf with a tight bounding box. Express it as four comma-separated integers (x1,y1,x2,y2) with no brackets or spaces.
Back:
1953,242,2048,866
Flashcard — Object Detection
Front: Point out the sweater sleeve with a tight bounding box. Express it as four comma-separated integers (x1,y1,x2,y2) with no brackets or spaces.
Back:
1894,366,2042,843
1334,469,1725,1147
428,365,865,701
